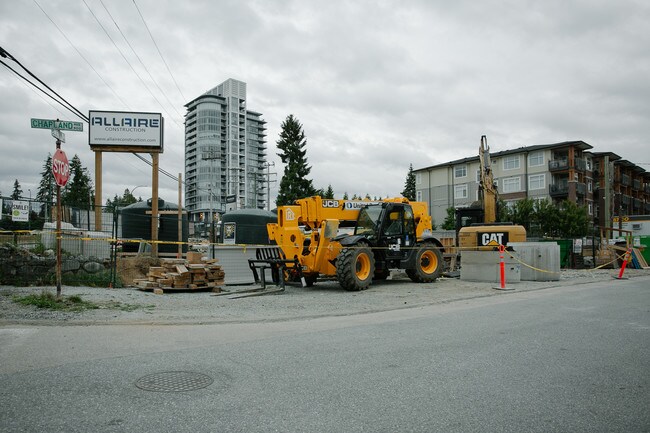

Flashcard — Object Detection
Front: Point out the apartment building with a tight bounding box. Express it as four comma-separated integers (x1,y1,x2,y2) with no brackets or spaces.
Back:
414,140,650,229
184,79,267,225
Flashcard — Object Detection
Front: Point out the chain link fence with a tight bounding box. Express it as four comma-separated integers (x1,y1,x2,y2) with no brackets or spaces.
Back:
1,196,121,286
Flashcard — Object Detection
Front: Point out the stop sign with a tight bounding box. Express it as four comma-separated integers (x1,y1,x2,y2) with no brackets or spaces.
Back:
52,149,70,187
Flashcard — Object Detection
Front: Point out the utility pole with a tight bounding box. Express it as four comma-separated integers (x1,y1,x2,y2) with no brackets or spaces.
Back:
262,161,277,211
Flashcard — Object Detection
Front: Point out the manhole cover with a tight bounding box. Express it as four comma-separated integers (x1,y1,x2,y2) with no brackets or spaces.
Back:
135,371,214,392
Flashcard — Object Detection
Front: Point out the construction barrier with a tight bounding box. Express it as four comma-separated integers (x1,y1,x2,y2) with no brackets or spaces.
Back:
493,244,514,291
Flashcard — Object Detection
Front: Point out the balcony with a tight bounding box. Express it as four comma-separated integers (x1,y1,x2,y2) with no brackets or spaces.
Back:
549,160,569,172
621,174,631,186
549,183,569,197
576,182,587,196
575,158,587,172
633,179,641,190
621,195,631,206
633,198,642,209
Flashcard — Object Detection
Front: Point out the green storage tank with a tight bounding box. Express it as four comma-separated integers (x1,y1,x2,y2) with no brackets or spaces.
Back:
220,209,277,245
120,198,189,253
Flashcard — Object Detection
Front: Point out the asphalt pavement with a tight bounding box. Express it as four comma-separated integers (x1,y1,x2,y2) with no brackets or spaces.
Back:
1,275,648,432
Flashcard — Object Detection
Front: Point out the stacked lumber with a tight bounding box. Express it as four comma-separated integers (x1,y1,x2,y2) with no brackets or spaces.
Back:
132,257,225,292
631,248,649,269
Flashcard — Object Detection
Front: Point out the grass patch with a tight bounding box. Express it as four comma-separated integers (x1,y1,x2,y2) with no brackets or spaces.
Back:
12,291,100,311
11,290,154,313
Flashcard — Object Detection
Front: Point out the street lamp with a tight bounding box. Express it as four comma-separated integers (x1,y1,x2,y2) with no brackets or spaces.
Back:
130,185,147,201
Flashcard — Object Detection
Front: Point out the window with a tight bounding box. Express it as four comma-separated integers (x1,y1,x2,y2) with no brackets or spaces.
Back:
476,170,481,183
529,151,544,167
528,174,545,190
502,177,521,193
454,165,467,178
415,173,422,185
503,155,520,170
588,202,593,215
416,190,422,201
455,184,468,199
588,181,593,192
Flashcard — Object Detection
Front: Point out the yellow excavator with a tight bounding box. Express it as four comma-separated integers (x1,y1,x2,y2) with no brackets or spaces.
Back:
457,135,526,249
249,196,446,291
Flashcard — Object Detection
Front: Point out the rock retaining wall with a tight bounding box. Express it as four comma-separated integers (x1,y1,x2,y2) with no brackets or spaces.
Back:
0,244,111,286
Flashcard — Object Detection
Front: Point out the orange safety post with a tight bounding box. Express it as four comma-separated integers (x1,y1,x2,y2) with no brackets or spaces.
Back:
614,247,633,280
493,244,514,291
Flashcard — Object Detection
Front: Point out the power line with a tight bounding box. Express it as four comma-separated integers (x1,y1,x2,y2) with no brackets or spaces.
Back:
32,0,131,111
98,0,185,122
0,62,68,117
2,47,183,197
81,0,182,129
133,0,187,102
0,48,88,122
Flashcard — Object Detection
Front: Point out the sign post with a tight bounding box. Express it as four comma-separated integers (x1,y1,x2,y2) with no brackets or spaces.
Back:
52,144,70,298
31,118,80,298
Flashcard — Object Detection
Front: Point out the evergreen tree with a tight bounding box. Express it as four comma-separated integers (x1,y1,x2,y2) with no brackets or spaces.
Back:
36,153,56,217
442,206,456,230
343,192,349,200
275,115,317,206
324,184,334,199
401,163,416,200
104,189,140,213
62,155,94,209
11,179,22,200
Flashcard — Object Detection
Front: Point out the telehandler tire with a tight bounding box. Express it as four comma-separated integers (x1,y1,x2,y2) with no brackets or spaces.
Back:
406,242,443,283
336,244,375,291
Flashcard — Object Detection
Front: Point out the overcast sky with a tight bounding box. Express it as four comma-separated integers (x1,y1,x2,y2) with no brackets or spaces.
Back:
1,0,649,206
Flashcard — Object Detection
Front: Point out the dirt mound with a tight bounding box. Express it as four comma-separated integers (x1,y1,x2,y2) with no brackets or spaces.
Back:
116,256,161,286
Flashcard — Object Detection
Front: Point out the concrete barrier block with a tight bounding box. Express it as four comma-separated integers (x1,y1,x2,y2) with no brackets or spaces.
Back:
508,242,561,281
460,250,521,283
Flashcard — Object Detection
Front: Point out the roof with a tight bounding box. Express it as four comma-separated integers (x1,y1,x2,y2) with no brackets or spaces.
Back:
590,151,622,161
415,140,594,172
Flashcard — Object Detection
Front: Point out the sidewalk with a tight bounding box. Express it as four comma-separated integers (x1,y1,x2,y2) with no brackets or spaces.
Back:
1,269,649,326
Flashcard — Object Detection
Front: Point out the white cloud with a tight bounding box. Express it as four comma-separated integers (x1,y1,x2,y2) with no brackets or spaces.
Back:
1,0,649,204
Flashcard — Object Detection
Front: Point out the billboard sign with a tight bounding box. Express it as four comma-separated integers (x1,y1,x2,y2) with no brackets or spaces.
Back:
89,111,163,152
12,200,29,222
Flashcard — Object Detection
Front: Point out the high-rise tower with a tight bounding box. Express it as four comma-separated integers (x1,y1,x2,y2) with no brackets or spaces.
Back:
184,79,267,227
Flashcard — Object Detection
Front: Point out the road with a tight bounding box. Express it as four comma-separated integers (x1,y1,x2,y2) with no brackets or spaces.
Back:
1,277,649,432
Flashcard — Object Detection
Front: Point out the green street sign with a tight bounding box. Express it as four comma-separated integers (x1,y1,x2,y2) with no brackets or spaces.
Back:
30,118,84,132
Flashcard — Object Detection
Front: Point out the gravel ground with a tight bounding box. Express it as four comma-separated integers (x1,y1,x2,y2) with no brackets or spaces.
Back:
1,268,649,326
